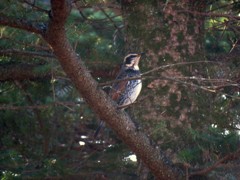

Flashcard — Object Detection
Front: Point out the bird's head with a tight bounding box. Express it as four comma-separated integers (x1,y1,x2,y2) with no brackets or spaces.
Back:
123,53,144,70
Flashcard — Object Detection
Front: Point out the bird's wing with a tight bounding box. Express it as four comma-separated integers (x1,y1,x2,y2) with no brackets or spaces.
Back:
110,80,128,102
109,70,129,102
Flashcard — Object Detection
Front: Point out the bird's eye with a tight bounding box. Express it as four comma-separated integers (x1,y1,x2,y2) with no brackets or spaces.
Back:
125,55,136,64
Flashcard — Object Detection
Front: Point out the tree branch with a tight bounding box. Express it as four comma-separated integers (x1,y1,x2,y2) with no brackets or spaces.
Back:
98,6,122,33
41,0,183,179
190,148,240,177
141,61,223,76
22,0,49,14
0,14,46,35
0,62,120,82
178,10,240,20
0,101,80,110
0,49,54,59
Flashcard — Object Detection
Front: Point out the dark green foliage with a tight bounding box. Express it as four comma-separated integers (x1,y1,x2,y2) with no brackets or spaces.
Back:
178,127,239,164
1,0,240,179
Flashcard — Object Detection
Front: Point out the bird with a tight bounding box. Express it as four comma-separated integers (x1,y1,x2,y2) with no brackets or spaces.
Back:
94,52,144,138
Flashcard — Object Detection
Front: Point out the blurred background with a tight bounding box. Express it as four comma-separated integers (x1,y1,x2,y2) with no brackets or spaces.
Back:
0,0,239,179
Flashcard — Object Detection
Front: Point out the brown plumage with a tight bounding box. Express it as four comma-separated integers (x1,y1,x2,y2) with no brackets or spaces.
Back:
94,53,144,138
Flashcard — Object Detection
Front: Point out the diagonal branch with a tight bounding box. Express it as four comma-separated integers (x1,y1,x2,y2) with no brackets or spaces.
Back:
42,0,183,179
189,148,240,177
0,1,183,178
98,6,122,33
22,0,49,14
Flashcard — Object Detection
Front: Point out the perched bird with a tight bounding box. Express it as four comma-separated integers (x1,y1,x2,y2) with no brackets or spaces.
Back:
94,53,144,138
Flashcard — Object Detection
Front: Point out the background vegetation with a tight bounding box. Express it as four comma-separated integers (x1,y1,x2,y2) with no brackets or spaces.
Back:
0,0,239,179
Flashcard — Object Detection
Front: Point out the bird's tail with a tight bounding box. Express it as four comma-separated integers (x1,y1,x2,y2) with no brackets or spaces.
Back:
93,121,105,138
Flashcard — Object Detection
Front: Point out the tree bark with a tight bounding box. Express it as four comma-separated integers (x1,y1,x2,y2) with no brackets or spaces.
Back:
30,0,183,179
0,0,185,178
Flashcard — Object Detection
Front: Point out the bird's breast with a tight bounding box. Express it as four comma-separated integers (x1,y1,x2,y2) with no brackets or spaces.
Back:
118,78,142,107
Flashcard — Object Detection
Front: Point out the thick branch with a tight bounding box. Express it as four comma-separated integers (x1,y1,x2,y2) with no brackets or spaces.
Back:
42,0,182,179
50,0,71,25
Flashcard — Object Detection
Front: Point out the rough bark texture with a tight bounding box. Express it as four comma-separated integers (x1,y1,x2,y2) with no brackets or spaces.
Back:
0,0,186,178
42,0,182,179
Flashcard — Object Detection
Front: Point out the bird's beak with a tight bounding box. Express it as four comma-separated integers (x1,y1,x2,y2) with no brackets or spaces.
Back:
137,52,145,57
134,53,144,67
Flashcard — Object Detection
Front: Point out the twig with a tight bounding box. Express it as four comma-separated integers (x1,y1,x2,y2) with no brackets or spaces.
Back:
156,75,240,99
0,101,81,110
22,0,49,13
97,60,239,99
98,76,142,87
0,14,45,35
0,36,51,51
99,61,224,87
98,6,122,33
229,39,239,53
141,61,223,76
178,10,240,20
189,147,240,177
206,2,237,13
74,1,122,33
0,49,55,58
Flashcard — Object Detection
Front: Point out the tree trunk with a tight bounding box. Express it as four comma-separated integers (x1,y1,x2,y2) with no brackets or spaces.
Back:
42,0,183,179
